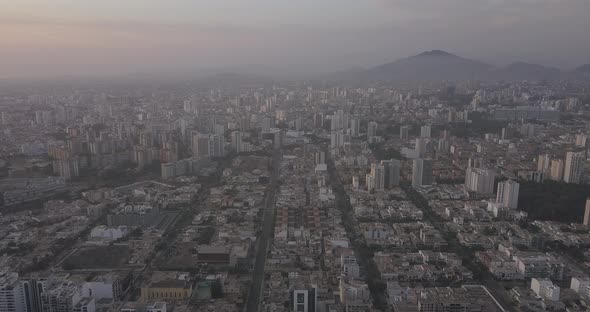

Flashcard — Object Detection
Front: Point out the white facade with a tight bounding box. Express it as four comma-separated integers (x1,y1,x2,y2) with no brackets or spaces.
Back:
531,278,560,301
90,226,128,241
465,167,495,194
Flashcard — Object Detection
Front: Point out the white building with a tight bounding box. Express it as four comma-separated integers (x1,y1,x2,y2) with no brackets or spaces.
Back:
531,278,560,301
570,277,590,295
90,226,128,241
465,168,495,194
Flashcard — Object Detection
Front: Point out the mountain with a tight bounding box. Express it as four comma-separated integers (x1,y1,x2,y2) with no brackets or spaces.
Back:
491,62,562,81
358,50,493,82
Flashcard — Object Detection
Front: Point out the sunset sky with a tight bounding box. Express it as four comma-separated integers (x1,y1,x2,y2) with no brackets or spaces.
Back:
2,0,590,77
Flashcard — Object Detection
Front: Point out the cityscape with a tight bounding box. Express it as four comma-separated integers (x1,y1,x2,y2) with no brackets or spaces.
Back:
2,1,590,312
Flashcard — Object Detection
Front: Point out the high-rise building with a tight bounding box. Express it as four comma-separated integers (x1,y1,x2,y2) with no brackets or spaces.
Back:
550,159,565,181
412,159,433,188
214,124,225,137
564,152,584,184
420,125,431,138
261,116,272,133
437,139,450,154
367,122,378,139
295,117,303,131
240,116,251,132
314,151,326,165
415,138,427,158
584,199,590,226
313,113,324,129
0,272,25,312
208,135,224,158
575,134,588,147
381,159,401,188
330,110,345,131
400,125,409,140
501,127,514,140
192,133,210,159
465,167,495,194
537,154,551,173
231,131,242,153
349,118,360,137
371,163,385,191
496,180,520,209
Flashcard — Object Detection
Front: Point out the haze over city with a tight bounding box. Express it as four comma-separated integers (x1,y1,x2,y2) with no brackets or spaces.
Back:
4,2,590,312
2,0,590,78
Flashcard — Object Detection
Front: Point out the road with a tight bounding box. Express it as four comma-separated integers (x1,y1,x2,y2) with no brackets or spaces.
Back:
245,148,281,312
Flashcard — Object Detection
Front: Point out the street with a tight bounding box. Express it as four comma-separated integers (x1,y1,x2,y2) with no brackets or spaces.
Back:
245,148,281,312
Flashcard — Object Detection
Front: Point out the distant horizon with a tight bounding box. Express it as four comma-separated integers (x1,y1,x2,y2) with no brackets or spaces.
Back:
1,49,588,81
2,0,590,78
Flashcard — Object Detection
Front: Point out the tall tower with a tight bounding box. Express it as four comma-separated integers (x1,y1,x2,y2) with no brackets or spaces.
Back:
584,199,590,226
412,159,433,188
496,180,520,209
564,152,584,184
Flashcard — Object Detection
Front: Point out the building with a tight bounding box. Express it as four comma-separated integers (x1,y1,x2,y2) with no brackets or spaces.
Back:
564,151,584,184
53,158,81,180
90,226,128,241
370,163,385,191
420,125,431,138
290,287,317,312
342,256,361,279
191,133,210,159
584,199,590,226
537,154,551,173
161,158,196,179
0,177,67,207
0,272,25,312
550,159,564,181
313,113,324,129
570,277,590,294
415,138,427,158
514,252,565,280
381,159,401,188
41,282,95,312
207,135,224,158
231,131,242,153
400,125,409,140
83,274,123,300
367,122,378,139
349,118,360,137
339,279,371,312
465,167,495,194
531,278,560,301
140,280,192,301
575,134,587,147
314,152,326,165
496,180,520,209
261,116,272,133
412,159,433,188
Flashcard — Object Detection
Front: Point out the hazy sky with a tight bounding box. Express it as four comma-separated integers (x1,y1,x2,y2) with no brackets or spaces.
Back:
1,0,590,77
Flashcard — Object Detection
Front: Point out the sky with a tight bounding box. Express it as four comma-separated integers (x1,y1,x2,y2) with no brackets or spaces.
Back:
1,0,590,78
